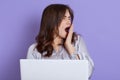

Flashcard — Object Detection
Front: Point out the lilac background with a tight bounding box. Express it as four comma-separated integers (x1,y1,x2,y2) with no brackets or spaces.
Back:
0,0,120,80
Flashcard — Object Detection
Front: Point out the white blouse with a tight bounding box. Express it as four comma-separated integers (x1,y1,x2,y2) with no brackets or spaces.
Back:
27,35,94,79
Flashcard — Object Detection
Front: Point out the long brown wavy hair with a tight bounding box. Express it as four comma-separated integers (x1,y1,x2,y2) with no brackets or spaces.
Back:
36,4,77,57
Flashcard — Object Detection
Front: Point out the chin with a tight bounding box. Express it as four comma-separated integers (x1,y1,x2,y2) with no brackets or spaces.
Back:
59,35,65,39
59,32,68,39
62,34,68,39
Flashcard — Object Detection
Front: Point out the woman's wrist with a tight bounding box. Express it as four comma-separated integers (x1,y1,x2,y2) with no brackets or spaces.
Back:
66,44,75,54
65,44,80,59
69,50,80,60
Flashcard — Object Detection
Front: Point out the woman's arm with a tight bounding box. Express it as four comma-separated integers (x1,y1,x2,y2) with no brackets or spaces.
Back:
76,35,94,79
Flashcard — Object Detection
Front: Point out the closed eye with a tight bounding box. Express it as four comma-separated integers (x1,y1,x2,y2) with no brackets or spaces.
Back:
63,16,71,20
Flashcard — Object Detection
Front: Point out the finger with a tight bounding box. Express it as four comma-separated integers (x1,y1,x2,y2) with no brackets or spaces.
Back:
65,24,74,43
69,24,73,33
67,24,73,37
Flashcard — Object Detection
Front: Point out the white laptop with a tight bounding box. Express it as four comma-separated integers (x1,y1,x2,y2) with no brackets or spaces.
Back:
20,59,88,80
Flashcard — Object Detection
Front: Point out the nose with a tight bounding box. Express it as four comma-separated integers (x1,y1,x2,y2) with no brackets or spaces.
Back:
66,18,71,25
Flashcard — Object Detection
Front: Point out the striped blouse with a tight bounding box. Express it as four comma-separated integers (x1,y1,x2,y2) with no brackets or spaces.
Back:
27,35,94,79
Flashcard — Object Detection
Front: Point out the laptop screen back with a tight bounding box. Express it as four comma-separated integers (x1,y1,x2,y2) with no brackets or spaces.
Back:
20,59,88,80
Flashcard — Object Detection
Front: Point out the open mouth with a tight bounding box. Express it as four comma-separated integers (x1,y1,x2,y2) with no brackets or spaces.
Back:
65,27,70,32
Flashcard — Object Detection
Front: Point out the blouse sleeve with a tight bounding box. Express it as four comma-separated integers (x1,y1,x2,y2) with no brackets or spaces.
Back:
76,35,94,79
26,43,42,59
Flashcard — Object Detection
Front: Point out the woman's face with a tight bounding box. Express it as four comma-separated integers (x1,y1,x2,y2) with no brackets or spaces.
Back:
58,10,72,39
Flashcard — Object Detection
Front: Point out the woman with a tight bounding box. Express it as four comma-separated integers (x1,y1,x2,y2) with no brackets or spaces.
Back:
27,4,94,79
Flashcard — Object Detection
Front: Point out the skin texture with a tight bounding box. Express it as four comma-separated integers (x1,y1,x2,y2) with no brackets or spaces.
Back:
53,10,75,56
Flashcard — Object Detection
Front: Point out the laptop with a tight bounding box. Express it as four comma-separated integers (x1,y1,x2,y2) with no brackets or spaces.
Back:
20,59,88,80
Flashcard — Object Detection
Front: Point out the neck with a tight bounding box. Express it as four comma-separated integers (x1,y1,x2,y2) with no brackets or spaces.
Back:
52,36,63,52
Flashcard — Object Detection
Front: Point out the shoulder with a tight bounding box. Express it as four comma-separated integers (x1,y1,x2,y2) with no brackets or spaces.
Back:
27,43,41,59
75,34,83,44
74,34,87,48
28,43,37,51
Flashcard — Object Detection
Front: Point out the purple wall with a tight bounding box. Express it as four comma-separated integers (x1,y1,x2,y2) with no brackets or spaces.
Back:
0,0,120,80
